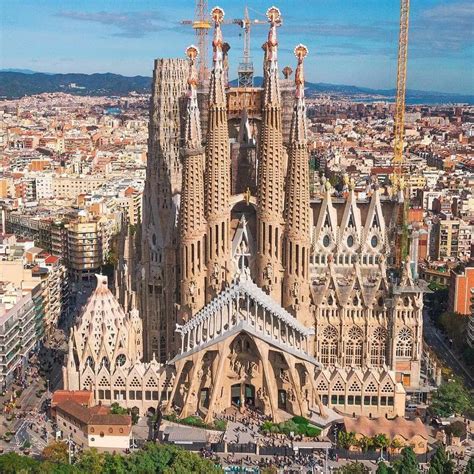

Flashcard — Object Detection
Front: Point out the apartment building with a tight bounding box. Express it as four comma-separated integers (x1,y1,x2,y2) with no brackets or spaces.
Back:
0,281,42,389
52,176,107,199
432,218,473,262
449,265,474,315
467,288,474,348
0,235,69,336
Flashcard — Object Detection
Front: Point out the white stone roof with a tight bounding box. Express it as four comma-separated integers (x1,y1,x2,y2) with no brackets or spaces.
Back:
180,278,314,338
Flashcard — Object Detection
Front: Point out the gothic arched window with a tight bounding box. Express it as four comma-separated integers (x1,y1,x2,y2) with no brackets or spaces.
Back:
321,326,338,366
115,354,126,367
370,327,387,367
85,356,95,370
159,336,166,361
345,326,363,367
396,327,413,358
99,357,110,371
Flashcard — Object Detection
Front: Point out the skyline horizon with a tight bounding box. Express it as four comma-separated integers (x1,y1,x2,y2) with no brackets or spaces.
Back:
1,1,473,95
2,67,473,97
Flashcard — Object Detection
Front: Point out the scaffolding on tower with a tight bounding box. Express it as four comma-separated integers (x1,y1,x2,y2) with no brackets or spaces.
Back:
235,7,267,87
393,0,410,272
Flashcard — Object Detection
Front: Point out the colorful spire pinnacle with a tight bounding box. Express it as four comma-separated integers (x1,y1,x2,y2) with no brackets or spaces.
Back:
184,45,202,150
294,44,307,100
209,6,226,106
263,6,282,105
290,44,308,144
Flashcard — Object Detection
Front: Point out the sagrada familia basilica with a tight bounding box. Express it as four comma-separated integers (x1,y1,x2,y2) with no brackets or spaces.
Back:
64,6,425,423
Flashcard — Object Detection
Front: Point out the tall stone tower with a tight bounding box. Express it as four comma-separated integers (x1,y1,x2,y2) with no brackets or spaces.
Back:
204,7,232,301
135,4,424,422
140,58,188,361
256,6,285,302
179,46,207,321
283,45,311,326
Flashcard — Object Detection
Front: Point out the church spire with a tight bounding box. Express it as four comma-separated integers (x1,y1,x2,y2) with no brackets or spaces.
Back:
204,6,231,300
179,45,207,320
263,6,281,106
208,6,226,107
256,6,285,302
283,44,311,324
184,45,202,150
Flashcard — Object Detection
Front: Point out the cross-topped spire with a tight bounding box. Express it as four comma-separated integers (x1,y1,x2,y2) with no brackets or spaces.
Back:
263,6,282,106
209,6,226,107
184,45,202,150
290,44,308,144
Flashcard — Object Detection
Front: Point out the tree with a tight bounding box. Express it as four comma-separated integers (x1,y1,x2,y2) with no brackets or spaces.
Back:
372,433,390,451
356,435,374,452
110,402,128,415
41,462,79,473
462,347,474,367
392,447,419,474
390,438,404,449
428,445,454,474
335,461,370,473
465,456,474,474
42,441,69,464
376,461,391,474
431,379,472,417
439,312,468,348
75,449,105,474
0,452,40,473
101,453,128,474
338,430,357,449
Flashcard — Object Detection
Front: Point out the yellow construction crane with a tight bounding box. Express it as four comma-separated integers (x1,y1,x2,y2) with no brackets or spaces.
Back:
181,0,212,84
393,0,410,270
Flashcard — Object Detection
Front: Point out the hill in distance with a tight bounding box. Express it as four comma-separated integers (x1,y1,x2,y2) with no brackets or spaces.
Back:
0,71,472,105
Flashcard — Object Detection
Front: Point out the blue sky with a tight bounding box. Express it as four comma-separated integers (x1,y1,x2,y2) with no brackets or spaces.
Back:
1,0,473,93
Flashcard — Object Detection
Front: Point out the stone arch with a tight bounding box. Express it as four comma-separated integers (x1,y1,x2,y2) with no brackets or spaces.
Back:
396,327,413,358
320,325,338,366
370,326,387,367
345,326,363,367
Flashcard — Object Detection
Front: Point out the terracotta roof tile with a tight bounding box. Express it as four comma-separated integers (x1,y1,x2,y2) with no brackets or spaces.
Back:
343,416,428,441
52,390,93,407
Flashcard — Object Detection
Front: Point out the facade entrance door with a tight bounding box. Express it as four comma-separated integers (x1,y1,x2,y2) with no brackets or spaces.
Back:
231,383,256,407
231,384,241,407
244,384,255,407
278,389,287,410
200,388,210,408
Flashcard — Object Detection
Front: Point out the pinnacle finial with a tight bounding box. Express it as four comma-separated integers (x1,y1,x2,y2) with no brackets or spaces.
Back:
186,45,199,62
266,6,281,24
211,6,225,25
185,45,199,88
211,7,224,58
294,43,308,61
294,44,308,99
282,66,293,79
184,45,202,148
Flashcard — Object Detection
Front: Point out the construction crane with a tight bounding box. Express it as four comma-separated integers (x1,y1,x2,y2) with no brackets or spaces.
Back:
182,2,268,87
393,0,410,271
235,7,267,87
181,0,212,84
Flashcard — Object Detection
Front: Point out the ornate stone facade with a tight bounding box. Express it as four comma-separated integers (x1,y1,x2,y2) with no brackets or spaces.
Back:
132,5,424,421
139,57,188,362
63,275,172,415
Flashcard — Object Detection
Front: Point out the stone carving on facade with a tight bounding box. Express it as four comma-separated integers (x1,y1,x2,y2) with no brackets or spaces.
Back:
211,262,221,291
131,3,425,424
263,262,274,292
